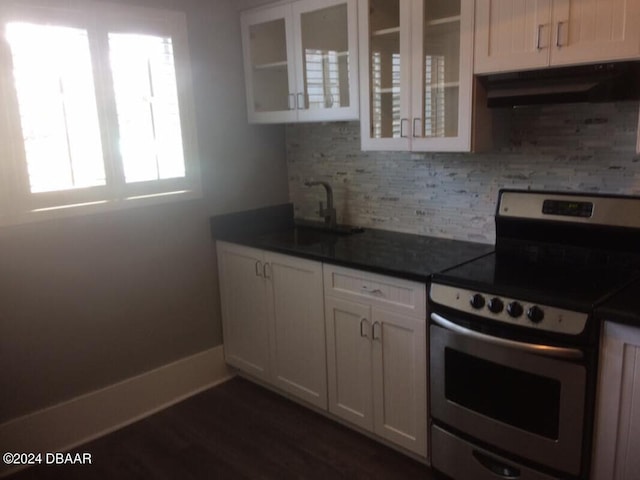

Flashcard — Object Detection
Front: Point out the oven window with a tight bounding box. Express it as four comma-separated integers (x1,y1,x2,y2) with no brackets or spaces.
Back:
444,348,561,439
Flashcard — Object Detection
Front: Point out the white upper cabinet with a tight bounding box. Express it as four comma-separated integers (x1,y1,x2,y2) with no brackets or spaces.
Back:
475,0,640,75
241,0,359,123
474,0,552,73
551,0,640,66
359,0,474,152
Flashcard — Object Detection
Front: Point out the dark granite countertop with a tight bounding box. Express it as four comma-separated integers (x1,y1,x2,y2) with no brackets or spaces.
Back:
596,281,640,328
210,204,494,282
211,204,640,325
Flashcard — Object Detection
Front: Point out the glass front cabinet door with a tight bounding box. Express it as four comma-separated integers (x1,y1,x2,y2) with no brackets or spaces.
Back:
241,0,359,123
359,0,473,151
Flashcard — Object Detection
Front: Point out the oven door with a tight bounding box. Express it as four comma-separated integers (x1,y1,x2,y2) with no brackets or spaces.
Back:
430,313,587,476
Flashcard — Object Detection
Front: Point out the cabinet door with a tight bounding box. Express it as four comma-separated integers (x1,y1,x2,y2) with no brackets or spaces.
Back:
550,0,640,67
292,0,359,122
592,322,640,480
241,5,297,123
410,0,474,152
325,296,374,430
371,308,427,457
359,0,412,151
474,0,552,74
217,242,270,381
266,252,327,409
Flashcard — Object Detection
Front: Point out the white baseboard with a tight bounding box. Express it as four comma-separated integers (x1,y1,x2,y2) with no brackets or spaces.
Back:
0,345,233,477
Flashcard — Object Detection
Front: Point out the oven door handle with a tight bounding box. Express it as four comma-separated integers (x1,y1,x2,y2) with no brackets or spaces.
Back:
431,313,584,360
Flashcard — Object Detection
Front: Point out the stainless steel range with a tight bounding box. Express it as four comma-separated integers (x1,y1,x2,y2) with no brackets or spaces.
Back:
428,190,640,480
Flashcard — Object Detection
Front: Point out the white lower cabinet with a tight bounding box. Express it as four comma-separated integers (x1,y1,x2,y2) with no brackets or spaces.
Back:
217,242,271,382
267,251,327,407
324,265,428,458
592,321,640,480
324,296,374,430
372,308,427,454
218,242,428,458
217,241,327,409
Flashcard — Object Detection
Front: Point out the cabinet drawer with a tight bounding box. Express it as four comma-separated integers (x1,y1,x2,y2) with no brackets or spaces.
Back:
323,264,426,319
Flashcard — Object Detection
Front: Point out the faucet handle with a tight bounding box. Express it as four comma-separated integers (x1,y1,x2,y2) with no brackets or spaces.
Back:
318,201,324,214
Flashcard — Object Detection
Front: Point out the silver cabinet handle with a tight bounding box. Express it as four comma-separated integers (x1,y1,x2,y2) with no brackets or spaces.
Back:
536,24,545,50
288,93,296,110
362,285,384,297
372,321,381,341
430,313,583,359
413,118,422,138
255,260,263,277
297,93,306,110
324,93,334,108
263,262,271,279
556,21,565,47
360,318,369,338
400,118,409,138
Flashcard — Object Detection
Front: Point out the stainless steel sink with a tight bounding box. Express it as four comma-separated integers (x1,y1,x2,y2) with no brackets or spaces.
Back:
262,223,364,248
265,229,338,247
293,219,365,236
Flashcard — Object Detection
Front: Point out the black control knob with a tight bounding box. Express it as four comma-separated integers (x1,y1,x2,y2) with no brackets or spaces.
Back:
507,301,524,318
527,305,545,323
487,297,504,314
470,294,486,309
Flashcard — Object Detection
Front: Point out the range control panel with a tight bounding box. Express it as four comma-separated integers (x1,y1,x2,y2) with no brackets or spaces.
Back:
498,190,640,229
429,283,588,336
542,199,593,218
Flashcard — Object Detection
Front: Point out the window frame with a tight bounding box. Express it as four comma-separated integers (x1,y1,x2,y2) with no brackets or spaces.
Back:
0,1,201,227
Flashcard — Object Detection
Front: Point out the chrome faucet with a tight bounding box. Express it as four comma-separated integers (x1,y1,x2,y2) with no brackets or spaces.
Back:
304,180,337,228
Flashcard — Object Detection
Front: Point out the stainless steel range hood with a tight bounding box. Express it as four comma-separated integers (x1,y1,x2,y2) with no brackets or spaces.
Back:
477,62,640,108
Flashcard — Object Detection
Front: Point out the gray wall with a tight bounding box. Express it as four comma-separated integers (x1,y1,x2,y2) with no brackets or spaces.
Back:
0,0,288,423
288,102,640,243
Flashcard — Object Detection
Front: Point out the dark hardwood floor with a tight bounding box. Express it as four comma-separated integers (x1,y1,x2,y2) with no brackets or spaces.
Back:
9,377,437,479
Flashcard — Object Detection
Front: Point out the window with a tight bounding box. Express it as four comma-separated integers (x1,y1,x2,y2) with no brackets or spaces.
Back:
7,22,106,194
109,33,185,183
0,3,199,225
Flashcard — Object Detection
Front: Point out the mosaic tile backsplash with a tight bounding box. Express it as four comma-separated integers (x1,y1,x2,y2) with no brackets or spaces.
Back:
287,102,640,244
